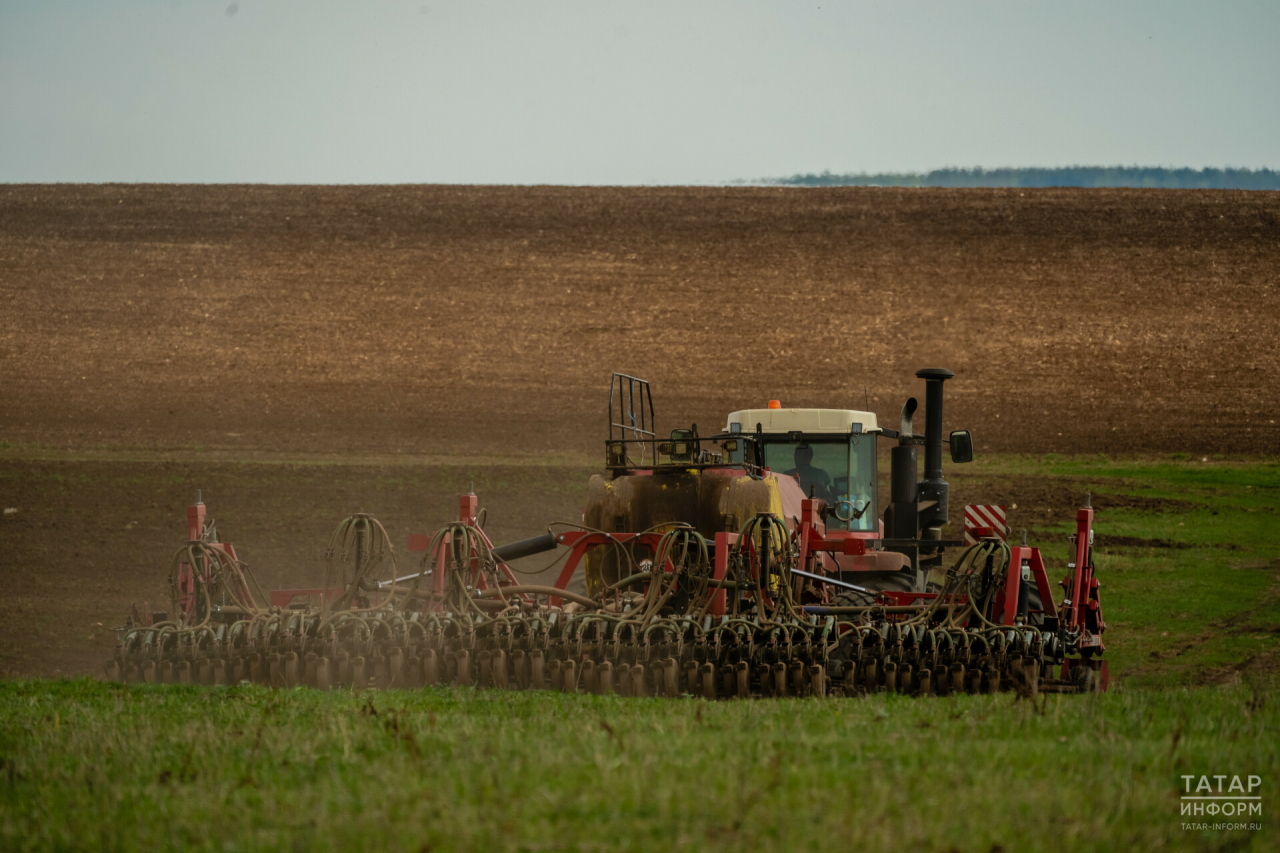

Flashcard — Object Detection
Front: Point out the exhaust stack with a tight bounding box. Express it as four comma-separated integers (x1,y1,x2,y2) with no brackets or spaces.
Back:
915,367,955,538
889,398,920,542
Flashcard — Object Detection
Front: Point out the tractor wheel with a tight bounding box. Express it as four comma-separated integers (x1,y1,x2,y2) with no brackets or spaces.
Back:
830,567,920,609
830,588,877,608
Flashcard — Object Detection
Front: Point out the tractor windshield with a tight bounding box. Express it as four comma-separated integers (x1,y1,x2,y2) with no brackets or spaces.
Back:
763,436,876,532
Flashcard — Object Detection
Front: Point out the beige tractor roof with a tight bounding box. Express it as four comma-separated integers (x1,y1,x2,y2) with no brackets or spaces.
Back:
725,407,879,435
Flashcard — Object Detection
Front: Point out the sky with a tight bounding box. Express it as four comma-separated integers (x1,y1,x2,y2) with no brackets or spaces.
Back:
1,1,1277,184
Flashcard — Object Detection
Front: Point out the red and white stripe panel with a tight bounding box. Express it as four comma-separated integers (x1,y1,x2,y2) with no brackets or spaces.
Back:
964,504,1007,545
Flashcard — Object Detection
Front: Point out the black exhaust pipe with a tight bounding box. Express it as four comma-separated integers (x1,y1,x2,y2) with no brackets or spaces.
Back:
915,367,955,536
889,398,919,541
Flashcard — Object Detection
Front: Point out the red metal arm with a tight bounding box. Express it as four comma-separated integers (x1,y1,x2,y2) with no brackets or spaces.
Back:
1061,505,1105,648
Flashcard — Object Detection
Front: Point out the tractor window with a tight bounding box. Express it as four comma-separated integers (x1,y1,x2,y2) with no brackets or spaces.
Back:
765,441,844,503
763,437,877,532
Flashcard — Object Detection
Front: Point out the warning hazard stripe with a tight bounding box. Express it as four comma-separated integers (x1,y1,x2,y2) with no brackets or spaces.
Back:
964,504,1007,545
969,504,1005,530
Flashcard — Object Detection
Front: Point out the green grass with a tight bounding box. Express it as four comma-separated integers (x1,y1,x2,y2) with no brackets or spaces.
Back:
2,455,1278,850
1,679,1276,852
966,456,1280,689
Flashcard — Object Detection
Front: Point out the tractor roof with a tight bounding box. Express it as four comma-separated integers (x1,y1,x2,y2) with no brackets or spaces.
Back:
724,407,879,435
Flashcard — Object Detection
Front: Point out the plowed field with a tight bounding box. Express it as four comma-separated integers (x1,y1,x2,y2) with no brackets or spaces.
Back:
3,184,1278,456
1,185,1277,676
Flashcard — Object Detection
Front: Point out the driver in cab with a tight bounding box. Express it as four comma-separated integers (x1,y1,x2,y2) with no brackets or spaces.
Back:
784,444,832,502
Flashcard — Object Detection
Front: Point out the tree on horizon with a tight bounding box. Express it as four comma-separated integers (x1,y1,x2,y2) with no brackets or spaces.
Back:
761,166,1280,190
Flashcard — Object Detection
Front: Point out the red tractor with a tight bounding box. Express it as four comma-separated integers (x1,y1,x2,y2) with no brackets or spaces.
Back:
111,368,1107,695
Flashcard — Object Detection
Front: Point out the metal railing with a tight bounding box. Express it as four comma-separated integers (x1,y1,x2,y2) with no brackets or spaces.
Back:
607,373,656,468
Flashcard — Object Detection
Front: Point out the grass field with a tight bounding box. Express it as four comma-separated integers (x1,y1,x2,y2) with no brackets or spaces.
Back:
1,677,1276,853
1,456,1277,851
963,455,1280,689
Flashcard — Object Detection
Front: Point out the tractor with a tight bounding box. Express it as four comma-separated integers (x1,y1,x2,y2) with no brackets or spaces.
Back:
109,368,1108,696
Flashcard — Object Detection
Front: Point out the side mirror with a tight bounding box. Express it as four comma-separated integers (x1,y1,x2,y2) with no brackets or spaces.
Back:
949,430,974,464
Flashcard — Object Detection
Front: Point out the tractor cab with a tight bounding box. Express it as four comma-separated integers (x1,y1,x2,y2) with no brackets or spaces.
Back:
719,403,880,533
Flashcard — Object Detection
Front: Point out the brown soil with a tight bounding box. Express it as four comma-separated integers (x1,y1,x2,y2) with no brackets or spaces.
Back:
947,474,1205,532
0,459,595,677
2,185,1277,457
1,185,1278,677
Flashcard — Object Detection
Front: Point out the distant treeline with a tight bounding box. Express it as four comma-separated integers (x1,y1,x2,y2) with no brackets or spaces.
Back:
766,167,1280,190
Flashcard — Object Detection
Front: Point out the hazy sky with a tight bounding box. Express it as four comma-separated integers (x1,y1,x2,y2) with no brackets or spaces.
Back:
2,1,1276,184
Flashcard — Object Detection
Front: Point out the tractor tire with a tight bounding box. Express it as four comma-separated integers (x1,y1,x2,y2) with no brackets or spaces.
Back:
829,567,918,609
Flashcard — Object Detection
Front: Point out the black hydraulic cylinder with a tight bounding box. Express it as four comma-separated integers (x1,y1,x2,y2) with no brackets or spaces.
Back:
491,533,558,563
